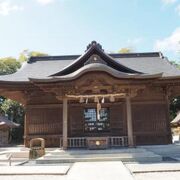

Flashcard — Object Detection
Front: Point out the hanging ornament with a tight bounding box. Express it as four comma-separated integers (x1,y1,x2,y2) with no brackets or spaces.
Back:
85,98,88,104
110,95,115,102
79,96,84,103
97,102,101,120
101,97,105,103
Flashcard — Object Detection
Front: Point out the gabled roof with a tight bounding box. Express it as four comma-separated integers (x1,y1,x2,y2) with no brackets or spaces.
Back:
0,41,180,83
29,63,162,83
51,41,141,76
0,115,20,129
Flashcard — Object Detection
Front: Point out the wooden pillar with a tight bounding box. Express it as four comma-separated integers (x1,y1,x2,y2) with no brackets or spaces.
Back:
62,98,68,149
23,106,29,147
165,94,172,144
24,113,27,146
126,96,134,147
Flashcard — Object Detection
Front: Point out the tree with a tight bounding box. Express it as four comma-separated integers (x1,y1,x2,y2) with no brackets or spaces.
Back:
19,50,48,62
118,47,133,53
0,57,21,75
1,99,24,142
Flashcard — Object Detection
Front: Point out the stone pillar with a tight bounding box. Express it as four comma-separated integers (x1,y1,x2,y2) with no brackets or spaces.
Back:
126,96,134,147
62,98,68,149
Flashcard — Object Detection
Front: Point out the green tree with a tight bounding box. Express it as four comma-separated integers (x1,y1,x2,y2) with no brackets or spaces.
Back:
0,57,21,75
19,50,48,62
1,99,25,142
118,47,133,53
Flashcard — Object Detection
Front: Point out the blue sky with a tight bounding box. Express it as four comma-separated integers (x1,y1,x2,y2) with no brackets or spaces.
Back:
0,0,180,61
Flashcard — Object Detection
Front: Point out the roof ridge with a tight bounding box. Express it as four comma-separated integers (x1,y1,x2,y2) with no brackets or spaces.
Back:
28,52,162,63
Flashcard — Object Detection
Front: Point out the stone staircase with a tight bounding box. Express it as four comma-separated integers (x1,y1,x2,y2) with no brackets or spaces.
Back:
36,147,162,164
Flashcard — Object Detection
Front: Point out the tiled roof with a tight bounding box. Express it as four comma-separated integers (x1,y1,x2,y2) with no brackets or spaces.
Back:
0,41,180,82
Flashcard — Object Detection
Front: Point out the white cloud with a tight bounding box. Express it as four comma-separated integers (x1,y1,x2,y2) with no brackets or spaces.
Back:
36,0,55,5
161,0,177,5
175,4,180,15
0,1,23,16
154,27,180,53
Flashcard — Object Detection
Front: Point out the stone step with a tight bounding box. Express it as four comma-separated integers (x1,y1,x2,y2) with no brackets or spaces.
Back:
44,151,157,159
36,152,162,164
47,148,148,156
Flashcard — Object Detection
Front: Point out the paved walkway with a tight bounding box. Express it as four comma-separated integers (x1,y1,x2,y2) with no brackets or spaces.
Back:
0,166,70,175
126,162,180,173
134,172,180,180
0,161,134,180
67,161,134,180
0,175,67,180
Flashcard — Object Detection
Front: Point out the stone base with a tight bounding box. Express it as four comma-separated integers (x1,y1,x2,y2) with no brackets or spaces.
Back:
36,147,162,164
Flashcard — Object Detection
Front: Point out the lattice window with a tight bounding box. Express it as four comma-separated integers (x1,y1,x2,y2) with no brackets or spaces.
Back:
84,108,110,132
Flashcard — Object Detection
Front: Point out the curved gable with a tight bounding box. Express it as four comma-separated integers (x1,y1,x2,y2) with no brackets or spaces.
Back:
51,41,142,76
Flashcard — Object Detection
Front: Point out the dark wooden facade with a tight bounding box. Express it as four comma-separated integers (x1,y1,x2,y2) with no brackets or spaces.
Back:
23,83,171,147
0,41,180,148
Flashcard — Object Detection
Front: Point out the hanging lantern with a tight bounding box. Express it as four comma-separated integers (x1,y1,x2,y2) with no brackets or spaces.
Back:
97,102,101,120
79,96,84,103
110,95,115,102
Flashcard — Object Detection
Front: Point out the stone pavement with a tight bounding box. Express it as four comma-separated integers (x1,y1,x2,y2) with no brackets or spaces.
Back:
2,161,180,180
0,175,67,180
0,161,134,180
125,161,180,180
125,162,180,173
2,144,180,180
134,172,180,180
67,161,134,180
0,166,70,175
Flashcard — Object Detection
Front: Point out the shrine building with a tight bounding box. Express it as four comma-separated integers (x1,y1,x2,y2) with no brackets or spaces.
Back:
0,41,180,149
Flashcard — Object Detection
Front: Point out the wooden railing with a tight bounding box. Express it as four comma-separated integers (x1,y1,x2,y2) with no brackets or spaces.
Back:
109,136,128,147
60,136,129,148
68,137,87,148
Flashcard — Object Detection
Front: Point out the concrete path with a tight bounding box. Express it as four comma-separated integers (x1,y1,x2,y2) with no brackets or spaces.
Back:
134,172,180,180
125,162,180,173
0,175,67,180
0,166,70,175
67,161,134,180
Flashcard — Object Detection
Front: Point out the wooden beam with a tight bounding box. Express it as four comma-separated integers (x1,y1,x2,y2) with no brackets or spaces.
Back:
62,98,68,149
126,96,134,147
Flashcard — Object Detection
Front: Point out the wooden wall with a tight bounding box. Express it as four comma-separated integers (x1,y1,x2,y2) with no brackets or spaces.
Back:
25,105,62,147
24,100,171,147
132,102,170,145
